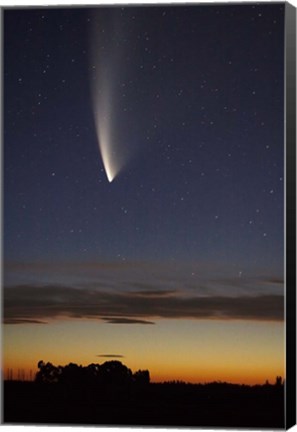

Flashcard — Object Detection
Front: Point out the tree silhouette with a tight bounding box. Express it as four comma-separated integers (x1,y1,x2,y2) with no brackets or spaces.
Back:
98,361,132,387
35,360,135,388
275,376,283,386
85,363,101,384
133,369,150,386
35,361,61,384
59,362,84,386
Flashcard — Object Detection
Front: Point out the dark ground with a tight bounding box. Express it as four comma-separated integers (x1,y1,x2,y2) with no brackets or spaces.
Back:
3,381,284,428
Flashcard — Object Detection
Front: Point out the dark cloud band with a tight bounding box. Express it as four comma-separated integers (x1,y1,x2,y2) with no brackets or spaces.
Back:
3,284,284,324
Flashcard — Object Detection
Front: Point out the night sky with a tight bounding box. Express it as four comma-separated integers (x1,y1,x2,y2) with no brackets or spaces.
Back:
3,3,285,383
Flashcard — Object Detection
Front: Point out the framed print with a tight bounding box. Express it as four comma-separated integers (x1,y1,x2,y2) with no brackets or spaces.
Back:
1,1,296,429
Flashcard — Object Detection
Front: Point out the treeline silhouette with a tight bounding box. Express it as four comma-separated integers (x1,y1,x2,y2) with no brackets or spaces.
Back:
4,360,284,428
35,360,150,387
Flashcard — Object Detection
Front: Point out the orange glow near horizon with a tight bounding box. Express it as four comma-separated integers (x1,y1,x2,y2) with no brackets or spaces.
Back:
3,318,285,385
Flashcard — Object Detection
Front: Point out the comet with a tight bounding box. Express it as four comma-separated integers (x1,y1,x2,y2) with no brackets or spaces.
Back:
92,85,119,183
89,12,135,183
90,73,120,182
91,69,130,183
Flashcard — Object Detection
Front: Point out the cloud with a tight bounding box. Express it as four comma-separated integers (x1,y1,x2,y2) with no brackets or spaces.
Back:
96,354,125,358
5,260,283,300
261,277,284,285
3,284,284,325
128,290,177,298
3,318,48,325
103,317,155,325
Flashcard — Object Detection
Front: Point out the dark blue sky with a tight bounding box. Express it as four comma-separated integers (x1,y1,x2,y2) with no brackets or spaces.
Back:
4,4,284,276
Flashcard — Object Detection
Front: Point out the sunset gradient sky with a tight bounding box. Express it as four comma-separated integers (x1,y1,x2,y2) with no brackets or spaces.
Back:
3,3,285,384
